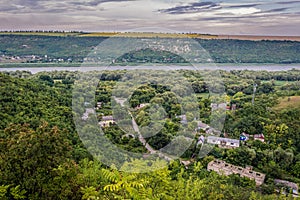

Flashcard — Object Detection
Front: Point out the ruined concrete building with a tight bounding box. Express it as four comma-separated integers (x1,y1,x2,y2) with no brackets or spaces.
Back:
207,159,266,186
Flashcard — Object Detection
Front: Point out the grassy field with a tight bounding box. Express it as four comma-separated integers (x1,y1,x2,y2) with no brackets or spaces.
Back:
1,32,300,41
273,81,290,86
262,80,290,86
274,96,300,110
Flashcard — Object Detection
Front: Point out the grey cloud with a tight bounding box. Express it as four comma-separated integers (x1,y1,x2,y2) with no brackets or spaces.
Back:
186,11,297,22
15,0,46,9
0,0,46,13
45,8,70,13
268,7,290,12
258,7,291,14
159,1,221,14
0,5,21,12
0,0,136,14
227,4,261,8
70,0,136,7
191,15,266,22
276,1,300,5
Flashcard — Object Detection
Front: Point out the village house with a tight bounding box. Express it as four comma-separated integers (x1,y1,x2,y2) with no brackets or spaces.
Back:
197,135,205,146
274,179,299,197
180,160,192,169
177,115,188,125
81,108,95,121
210,103,218,111
207,136,240,149
99,115,115,128
254,134,265,143
196,121,210,132
95,102,102,110
135,103,148,110
207,159,266,186
241,133,265,143
122,133,135,139
231,104,237,111
211,103,227,111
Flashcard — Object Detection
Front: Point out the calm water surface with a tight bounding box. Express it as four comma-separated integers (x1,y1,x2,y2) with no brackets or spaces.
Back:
1,65,300,74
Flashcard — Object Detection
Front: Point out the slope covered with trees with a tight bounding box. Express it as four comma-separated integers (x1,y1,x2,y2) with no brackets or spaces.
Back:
0,70,300,199
0,35,300,64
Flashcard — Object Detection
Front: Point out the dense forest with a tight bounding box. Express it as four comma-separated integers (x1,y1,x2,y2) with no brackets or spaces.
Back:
0,35,300,64
1,68,300,199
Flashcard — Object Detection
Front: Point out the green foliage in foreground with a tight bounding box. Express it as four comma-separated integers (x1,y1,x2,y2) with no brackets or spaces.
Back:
0,121,292,200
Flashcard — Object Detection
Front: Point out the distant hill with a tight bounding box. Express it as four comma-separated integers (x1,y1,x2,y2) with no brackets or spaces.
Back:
0,32,300,64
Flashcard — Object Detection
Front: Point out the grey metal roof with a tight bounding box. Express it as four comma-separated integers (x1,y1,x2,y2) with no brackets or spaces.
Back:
207,136,240,143
102,115,114,121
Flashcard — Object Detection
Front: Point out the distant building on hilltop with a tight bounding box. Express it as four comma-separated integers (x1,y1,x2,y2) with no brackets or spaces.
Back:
207,159,266,186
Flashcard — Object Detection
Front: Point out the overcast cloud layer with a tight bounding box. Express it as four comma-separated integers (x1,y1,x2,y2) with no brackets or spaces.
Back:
0,0,299,35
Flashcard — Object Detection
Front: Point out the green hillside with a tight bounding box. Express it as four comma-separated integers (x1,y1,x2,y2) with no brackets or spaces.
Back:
0,34,300,65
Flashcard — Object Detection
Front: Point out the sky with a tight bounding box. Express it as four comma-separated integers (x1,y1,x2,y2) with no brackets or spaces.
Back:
0,0,300,35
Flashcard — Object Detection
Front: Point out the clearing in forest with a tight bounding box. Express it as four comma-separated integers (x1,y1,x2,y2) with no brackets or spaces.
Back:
274,96,300,110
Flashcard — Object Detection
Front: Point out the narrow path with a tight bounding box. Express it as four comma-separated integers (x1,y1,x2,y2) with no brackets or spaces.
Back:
113,96,175,162
129,112,173,161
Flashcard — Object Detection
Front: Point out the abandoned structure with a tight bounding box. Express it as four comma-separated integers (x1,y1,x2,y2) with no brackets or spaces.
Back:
207,159,266,186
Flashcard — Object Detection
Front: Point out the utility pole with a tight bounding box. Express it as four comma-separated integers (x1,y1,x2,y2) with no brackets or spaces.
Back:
252,83,258,105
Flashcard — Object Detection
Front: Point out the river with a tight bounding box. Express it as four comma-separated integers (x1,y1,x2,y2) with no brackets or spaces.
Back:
1,64,300,74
